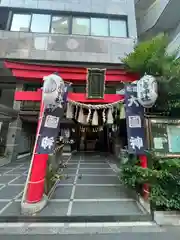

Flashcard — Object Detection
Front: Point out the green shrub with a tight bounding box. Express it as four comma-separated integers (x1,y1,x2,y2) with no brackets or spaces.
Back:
121,152,180,210
44,161,62,195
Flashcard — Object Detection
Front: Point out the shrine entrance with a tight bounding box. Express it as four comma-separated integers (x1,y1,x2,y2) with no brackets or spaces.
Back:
76,125,110,153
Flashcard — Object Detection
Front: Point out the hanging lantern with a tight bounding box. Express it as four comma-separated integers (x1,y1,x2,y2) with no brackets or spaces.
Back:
42,72,65,110
137,74,158,108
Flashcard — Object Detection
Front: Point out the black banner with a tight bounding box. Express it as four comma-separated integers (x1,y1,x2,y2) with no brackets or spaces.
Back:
125,83,146,154
36,107,63,154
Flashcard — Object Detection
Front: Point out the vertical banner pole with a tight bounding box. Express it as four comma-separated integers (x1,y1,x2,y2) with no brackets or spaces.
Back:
124,83,149,200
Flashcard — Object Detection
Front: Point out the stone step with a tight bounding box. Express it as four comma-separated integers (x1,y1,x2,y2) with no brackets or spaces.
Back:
0,221,162,235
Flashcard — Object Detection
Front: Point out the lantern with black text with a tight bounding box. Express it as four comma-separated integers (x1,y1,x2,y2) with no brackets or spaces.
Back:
42,73,65,110
137,74,158,108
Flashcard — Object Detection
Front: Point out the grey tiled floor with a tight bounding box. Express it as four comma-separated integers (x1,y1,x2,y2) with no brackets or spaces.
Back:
0,153,146,218
36,153,146,217
0,160,29,216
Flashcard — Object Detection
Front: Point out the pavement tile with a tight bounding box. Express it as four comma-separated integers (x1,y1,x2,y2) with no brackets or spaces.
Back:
5,169,27,175
63,168,77,174
79,168,116,175
66,163,78,168
9,175,27,184
74,186,130,199
21,162,30,167
0,185,23,199
0,202,21,216
0,175,18,184
71,201,144,216
80,161,107,164
0,201,10,212
0,168,14,174
4,162,23,167
58,175,75,185
80,163,111,169
37,202,69,216
76,175,121,185
52,185,73,199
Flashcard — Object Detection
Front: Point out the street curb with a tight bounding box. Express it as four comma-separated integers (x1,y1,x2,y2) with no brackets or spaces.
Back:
0,222,163,235
154,211,180,226
137,195,180,226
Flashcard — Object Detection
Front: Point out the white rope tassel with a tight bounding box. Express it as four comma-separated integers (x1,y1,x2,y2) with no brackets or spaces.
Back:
102,109,106,123
92,110,98,126
83,114,87,125
75,105,78,119
120,104,125,119
66,102,73,119
87,108,91,123
107,108,114,124
78,107,84,123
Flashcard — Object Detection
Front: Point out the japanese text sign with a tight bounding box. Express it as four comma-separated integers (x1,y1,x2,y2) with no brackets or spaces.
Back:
36,107,63,154
125,83,146,154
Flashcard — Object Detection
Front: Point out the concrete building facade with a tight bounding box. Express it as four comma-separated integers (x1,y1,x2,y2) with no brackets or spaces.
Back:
135,0,180,56
0,0,138,164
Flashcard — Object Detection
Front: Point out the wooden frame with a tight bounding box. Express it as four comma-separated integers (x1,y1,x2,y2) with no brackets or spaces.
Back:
86,68,106,99
147,117,180,158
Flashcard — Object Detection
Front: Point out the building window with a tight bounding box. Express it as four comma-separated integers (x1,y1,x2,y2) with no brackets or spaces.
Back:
72,17,90,35
51,16,69,34
0,8,10,30
9,11,128,38
30,14,51,33
91,18,108,36
109,19,127,37
87,69,105,99
10,14,31,31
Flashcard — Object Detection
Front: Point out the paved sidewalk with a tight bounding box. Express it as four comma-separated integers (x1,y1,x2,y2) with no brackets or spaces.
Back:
1,228,180,240
0,152,150,221
0,160,29,216
35,152,149,220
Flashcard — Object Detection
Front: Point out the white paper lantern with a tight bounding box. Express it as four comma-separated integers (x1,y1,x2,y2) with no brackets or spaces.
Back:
42,73,65,109
137,74,158,108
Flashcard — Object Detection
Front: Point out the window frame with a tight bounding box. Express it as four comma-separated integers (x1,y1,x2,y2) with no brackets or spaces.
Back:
50,15,70,35
90,17,109,37
71,16,90,36
87,68,105,99
8,9,129,38
9,12,32,32
30,13,51,33
109,18,128,38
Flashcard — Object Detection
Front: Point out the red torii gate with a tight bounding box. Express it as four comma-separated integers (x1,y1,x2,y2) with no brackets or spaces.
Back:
4,60,148,213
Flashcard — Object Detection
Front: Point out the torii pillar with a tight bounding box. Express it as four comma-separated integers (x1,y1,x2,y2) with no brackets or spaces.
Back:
20,89,49,214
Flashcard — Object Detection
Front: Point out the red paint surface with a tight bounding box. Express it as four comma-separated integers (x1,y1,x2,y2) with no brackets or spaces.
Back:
4,60,139,83
139,155,149,200
15,91,124,103
26,154,48,203
26,94,49,203
15,91,42,101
